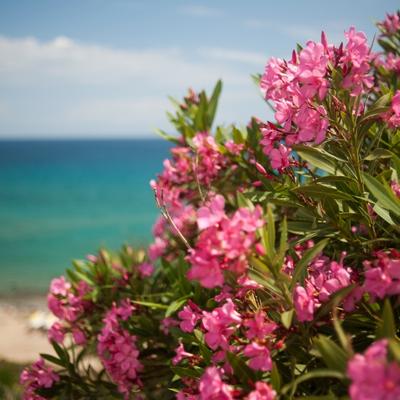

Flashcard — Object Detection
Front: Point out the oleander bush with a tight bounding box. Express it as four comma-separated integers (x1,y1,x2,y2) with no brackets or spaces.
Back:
21,11,400,400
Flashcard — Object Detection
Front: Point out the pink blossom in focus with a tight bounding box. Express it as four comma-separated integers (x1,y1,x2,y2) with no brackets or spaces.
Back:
188,197,264,288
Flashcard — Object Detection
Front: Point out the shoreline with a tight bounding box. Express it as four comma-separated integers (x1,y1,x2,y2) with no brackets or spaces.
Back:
0,294,53,364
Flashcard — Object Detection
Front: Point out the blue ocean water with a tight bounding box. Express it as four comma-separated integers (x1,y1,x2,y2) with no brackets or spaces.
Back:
0,139,171,293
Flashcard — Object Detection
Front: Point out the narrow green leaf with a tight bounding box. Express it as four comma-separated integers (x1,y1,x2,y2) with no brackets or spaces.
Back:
376,299,396,339
363,173,400,217
270,362,281,391
314,335,348,372
207,80,222,128
293,145,343,175
130,300,168,310
281,369,345,395
290,239,330,290
165,296,190,317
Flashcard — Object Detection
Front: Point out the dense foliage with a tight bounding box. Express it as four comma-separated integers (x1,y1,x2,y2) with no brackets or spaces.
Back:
21,11,400,400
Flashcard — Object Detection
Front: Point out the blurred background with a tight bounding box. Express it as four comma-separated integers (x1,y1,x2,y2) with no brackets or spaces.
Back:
0,0,398,381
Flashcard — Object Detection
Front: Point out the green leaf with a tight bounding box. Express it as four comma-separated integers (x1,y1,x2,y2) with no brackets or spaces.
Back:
39,354,66,368
154,129,180,144
314,335,348,372
171,366,202,379
281,309,294,329
290,238,330,290
264,205,276,267
363,173,400,217
376,299,396,339
293,145,344,175
388,339,400,362
270,362,282,391
207,80,222,128
364,148,393,161
130,300,168,310
293,184,353,201
165,296,191,317
281,369,345,395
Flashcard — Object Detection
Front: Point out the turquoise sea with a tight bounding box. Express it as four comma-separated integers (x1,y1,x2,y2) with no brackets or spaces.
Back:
0,139,171,294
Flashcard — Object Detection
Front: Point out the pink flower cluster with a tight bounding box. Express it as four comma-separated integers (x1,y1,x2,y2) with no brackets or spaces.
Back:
47,276,91,345
362,250,400,300
149,131,230,261
20,358,60,400
182,367,276,400
202,299,242,351
260,28,373,169
294,253,353,322
378,12,400,36
97,299,143,399
187,195,264,288
384,91,400,128
347,339,400,400
198,367,233,400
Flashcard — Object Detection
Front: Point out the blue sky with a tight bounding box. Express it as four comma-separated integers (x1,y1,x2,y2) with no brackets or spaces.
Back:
0,0,398,138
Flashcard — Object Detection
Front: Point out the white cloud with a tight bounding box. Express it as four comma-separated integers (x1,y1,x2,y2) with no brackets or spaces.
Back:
0,35,268,137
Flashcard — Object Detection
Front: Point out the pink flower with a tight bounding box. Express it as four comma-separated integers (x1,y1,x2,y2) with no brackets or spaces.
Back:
98,301,142,399
294,286,315,322
48,322,65,344
49,276,71,296
363,250,400,300
347,339,400,400
178,304,201,333
72,328,86,345
198,367,233,400
247,382,277,400
172,343,194,365
138,262,154,277
188,200,264,288
244,310,277,340
160,317,179,335
392,181,400,199
378,12,400,36
197,195,226,231
385,91,400,128
202,299,242,350
20,358,59,400
269,144,291,170
297,40,329,100
243,342,272,372
148,237,167,261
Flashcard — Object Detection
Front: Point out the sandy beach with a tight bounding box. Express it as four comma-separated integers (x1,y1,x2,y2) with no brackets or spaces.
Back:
0,296,53,364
